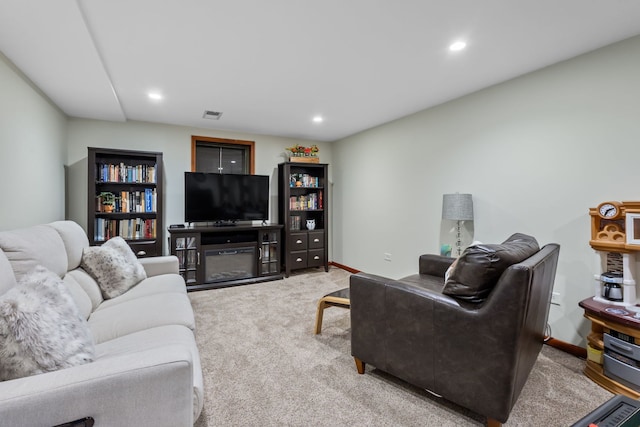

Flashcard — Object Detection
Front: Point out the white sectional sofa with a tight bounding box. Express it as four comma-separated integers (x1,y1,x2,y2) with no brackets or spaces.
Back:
0,221,203,427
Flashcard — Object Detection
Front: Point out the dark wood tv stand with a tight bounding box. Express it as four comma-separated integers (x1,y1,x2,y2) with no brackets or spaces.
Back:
168,224,283,291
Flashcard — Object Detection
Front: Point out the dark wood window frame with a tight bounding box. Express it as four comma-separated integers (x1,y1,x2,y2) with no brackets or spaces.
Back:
191,135,255,174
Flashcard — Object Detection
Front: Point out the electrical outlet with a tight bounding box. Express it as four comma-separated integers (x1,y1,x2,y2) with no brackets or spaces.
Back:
551,292,561,306
384,253,392,262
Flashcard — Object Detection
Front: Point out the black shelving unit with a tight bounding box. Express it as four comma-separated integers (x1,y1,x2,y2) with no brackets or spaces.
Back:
278,162,329,277
87,147,163,257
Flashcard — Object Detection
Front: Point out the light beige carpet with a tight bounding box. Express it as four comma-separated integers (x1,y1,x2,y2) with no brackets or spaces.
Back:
190,267,613,426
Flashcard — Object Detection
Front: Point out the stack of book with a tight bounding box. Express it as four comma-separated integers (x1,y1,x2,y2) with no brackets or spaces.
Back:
94,218,156,241
290,216,301,231
96,189,157,213
289,173,319,187
96,162,157,183
288,191,323,210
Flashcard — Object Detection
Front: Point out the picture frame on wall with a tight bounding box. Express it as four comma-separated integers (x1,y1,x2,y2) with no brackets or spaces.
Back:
626,213,640,245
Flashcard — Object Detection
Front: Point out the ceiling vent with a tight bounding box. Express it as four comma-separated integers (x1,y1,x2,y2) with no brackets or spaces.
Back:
202,110,223,120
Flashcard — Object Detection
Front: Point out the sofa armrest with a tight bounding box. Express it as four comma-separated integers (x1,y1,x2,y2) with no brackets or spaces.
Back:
418,254,455,277
0,345,195,427
138,255,179,277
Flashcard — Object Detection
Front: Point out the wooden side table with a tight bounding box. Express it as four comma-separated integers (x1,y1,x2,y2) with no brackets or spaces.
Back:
579,297,640,398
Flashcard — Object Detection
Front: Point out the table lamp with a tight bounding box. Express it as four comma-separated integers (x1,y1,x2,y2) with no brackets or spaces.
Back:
442,193,474,256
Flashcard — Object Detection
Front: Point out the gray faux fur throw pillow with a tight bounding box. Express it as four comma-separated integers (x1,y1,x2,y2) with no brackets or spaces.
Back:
0,266,95,381
81,236,147,299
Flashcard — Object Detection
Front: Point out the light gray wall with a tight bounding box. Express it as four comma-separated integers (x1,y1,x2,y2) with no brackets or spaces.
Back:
0,53,67,230
65,118,332,254
331,35,640,346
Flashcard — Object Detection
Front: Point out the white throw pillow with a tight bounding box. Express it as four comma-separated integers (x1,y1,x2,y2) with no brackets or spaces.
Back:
0,266,95,381
81,236,147,299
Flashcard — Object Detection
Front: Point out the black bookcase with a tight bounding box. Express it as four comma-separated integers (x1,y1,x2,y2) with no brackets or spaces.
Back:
87,147,163,257
278,162,329,276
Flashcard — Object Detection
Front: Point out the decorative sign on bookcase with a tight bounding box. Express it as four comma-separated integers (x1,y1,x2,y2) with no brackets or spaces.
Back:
87,147,163,257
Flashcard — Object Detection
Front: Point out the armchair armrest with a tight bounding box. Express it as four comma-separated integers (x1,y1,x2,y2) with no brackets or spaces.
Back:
418,254,455,277
350,272,459,376
0,345,194,427
138,255,179,277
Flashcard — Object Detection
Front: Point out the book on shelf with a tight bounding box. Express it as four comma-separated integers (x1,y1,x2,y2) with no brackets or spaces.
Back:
176,238,186,249
176,251,185,268
186,237,196,249
120,191,128,212
186,251,197,267
145,188,153,212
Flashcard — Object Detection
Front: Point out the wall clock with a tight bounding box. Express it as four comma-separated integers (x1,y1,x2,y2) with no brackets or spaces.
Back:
590,201,627,251
597,201,622,220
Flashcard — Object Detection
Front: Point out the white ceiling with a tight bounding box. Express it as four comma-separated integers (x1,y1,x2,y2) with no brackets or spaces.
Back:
2,1,640,142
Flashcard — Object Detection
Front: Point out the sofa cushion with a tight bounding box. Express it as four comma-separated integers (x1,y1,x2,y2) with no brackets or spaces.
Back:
0,251,16,296
48,221,90,271
98,274,187,311
66,269,104,311
0,266,95,381
81,237,147,299
89,293,196,344
0,224,68,281
62,274,93,320
442,233,540,302
95,324,204,421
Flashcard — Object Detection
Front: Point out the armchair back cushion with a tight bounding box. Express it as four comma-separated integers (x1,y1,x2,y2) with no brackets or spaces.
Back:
442,233,539,302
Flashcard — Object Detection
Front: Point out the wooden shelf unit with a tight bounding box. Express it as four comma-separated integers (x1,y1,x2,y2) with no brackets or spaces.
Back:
579,201,640,395
580,297,640,398
87,147,163,257
278,162,329,277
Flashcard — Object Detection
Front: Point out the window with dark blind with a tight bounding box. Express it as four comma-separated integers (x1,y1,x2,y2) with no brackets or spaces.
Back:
191,136,255,174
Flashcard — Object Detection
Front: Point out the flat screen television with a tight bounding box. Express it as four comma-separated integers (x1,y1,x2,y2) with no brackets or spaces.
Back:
184,172,269,223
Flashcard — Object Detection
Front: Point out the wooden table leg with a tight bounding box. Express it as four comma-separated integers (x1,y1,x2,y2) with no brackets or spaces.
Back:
314,299,329,335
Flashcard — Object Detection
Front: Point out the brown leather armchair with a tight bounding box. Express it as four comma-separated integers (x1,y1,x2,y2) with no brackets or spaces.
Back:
350,234,560,427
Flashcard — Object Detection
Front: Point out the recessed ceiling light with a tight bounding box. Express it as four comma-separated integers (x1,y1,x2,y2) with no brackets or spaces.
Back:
148,92,163,101
312,116,323,123
449,41,467,52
